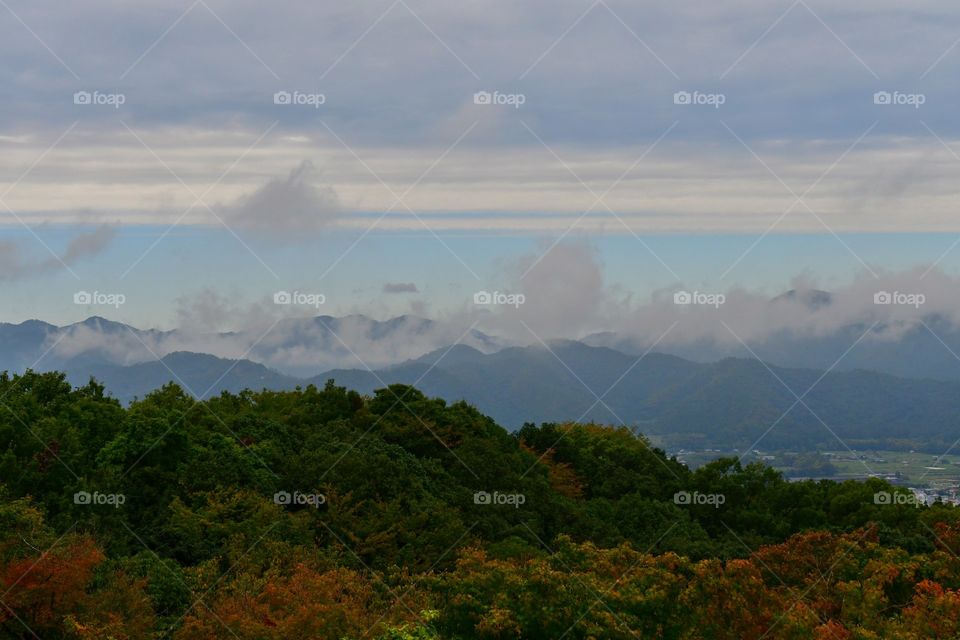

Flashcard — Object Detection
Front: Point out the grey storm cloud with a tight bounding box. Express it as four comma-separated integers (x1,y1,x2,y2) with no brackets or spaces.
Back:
382,282,419,294
61,225,115,263
222,160,341,234
0,225,115,280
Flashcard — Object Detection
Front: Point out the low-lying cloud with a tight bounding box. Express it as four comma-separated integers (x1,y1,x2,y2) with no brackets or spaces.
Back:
382,282,419,294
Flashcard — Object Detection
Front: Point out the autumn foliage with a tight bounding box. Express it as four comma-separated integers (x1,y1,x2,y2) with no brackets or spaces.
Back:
1,372,960,638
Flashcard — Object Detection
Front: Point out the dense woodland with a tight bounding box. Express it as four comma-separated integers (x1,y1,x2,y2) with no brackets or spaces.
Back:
2,370,960,638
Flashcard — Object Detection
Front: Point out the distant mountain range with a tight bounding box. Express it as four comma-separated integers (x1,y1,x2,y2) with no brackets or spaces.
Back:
584,317,960,383
316,341,960,452
585,289,960,382
26,335,960,454
0,314,502,377
5,310,960,452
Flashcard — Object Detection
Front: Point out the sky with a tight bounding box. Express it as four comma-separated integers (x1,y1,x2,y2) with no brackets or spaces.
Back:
2,0,960,334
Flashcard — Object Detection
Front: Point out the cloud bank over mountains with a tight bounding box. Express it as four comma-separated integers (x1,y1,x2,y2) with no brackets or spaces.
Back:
23,253,960,383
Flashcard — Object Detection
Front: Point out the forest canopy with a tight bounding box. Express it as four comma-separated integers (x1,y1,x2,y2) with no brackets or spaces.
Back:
1,370,959,639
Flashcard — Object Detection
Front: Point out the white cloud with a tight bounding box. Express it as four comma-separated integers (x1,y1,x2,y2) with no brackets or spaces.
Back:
219,160,341,235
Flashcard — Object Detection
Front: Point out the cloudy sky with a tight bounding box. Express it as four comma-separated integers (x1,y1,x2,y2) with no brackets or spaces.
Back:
2,0,960,335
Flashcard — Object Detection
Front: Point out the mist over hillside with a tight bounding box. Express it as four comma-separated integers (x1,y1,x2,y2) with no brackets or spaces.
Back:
7,315,956,453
